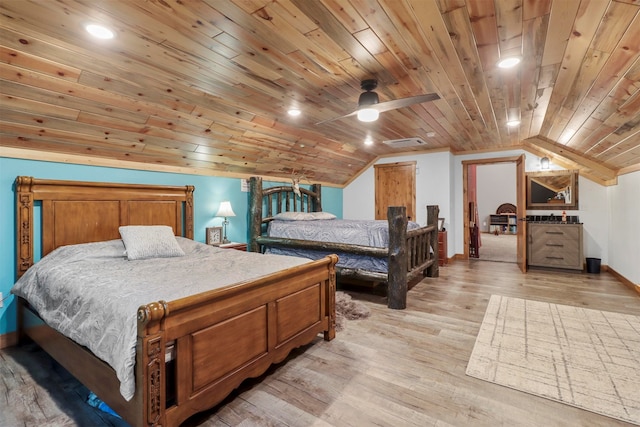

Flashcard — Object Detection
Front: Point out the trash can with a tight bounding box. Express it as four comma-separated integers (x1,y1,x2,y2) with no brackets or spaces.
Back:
586,257,601,274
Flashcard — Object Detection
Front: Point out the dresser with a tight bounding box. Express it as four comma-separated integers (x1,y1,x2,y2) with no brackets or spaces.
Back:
528,223,583,270
438,231,448,266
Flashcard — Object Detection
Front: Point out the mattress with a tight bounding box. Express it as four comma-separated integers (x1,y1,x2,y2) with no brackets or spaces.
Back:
266,218,420,273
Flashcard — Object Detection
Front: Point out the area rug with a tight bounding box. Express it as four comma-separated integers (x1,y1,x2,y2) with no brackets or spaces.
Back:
335,291,370,331
466,295,640,425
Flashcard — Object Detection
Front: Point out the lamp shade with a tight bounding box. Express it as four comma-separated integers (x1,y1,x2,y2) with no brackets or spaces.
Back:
215,201,235,217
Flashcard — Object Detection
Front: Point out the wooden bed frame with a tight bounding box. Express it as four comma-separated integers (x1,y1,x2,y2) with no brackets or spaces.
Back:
248,176,439,309
14,176,337,427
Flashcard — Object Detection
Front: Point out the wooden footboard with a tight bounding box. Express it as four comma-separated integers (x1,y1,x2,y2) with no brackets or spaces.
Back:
136,255,337,427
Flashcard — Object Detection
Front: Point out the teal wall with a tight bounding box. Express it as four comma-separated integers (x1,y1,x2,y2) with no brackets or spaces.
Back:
0,156,342,338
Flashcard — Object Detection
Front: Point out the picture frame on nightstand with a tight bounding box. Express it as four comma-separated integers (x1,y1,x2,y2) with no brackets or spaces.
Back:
206,226,223,245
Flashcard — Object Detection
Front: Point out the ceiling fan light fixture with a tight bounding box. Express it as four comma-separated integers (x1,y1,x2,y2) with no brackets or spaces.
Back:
497,56,521,69
357,108,379,122
358,90,379,106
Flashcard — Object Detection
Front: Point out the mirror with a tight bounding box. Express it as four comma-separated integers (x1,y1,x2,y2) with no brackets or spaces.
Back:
526,170,579,210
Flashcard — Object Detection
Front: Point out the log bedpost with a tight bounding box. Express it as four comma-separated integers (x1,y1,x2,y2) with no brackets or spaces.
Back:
249,177,263,253
427,205,440,278
310,183,322,212
387,206,408,309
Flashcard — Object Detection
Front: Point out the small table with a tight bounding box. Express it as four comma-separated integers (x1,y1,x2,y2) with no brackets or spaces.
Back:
214,242,247,251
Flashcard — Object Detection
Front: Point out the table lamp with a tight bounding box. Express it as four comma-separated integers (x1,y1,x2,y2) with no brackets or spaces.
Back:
216,201,236,244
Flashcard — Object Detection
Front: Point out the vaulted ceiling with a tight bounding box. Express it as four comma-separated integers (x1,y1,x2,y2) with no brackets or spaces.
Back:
1,0,639,186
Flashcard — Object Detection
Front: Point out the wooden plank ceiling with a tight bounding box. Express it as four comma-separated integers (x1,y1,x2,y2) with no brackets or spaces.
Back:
1,0,639,186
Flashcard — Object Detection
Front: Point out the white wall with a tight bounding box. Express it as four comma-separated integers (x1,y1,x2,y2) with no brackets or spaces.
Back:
608,171,640,284
476,163,516,232
342,166,376,219
578,176,609,262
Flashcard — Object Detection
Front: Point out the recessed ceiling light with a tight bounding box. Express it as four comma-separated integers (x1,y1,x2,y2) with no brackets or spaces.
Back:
287,109,301,117
86,24,114,40
426,131,436,137
507,120,521,127
364,137,374,146
497,57,521,69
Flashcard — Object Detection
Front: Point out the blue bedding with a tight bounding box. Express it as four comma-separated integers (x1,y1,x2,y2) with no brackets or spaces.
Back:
266,219,420,273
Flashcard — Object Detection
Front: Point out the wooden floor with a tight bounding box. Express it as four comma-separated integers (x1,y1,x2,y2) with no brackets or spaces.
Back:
1,260,638,427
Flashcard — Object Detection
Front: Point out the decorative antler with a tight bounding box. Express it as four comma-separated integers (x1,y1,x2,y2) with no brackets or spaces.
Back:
291,170,307,198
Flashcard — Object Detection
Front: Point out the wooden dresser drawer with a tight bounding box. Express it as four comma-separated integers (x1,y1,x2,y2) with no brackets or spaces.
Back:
528,223,583,270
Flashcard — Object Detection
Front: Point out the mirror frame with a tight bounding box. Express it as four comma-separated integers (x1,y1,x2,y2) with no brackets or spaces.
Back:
526,170,579,210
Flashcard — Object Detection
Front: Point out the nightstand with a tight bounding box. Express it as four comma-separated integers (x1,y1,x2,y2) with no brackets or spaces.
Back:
215,242,247,252
438,231,448,266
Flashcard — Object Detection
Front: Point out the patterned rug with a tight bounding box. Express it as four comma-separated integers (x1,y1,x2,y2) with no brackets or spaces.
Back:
466,295,640,425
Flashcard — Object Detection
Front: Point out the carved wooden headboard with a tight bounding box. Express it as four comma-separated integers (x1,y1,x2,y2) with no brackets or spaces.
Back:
15,176,194,278
496,203,517,214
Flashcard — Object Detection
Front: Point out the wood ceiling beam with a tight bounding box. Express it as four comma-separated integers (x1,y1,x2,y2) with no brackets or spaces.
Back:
523,136,618,185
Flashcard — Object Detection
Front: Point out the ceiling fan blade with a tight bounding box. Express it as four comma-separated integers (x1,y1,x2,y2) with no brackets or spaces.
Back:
371,93,440,113
315,92,440,125
315,110,358,125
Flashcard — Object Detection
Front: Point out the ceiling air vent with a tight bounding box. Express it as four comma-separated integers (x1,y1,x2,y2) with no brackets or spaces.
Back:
382,137,427,148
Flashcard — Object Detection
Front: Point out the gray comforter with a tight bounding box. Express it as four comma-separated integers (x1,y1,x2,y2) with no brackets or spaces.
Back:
11,237,310,401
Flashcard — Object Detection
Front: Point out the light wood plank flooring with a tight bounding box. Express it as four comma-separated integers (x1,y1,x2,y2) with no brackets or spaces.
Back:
1,260,638,426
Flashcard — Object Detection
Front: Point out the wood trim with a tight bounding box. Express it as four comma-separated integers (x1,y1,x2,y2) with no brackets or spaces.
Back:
0,332,18,349
1,148,342,188
461,156,522,166
607,266,640,296
373,160,418,169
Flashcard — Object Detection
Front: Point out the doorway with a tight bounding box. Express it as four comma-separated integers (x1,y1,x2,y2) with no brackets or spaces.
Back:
475,163,517,263
462,155,527,272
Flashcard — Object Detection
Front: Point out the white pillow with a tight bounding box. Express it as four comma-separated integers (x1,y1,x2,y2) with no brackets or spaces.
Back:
273,211,337,221
119,225,185,260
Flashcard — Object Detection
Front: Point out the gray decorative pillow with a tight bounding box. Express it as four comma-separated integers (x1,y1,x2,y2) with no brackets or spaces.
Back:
274,212,336,221
119,225,185,261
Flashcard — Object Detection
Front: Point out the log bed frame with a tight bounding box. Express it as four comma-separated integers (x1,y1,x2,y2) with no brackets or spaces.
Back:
14,176,337,427
248,176,439,309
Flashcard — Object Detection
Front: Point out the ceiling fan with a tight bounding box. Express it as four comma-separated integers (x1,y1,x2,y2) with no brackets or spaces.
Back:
316,79,440,125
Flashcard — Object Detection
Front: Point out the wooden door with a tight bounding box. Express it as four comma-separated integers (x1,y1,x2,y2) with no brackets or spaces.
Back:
516,154,527,272
374,161,416,220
